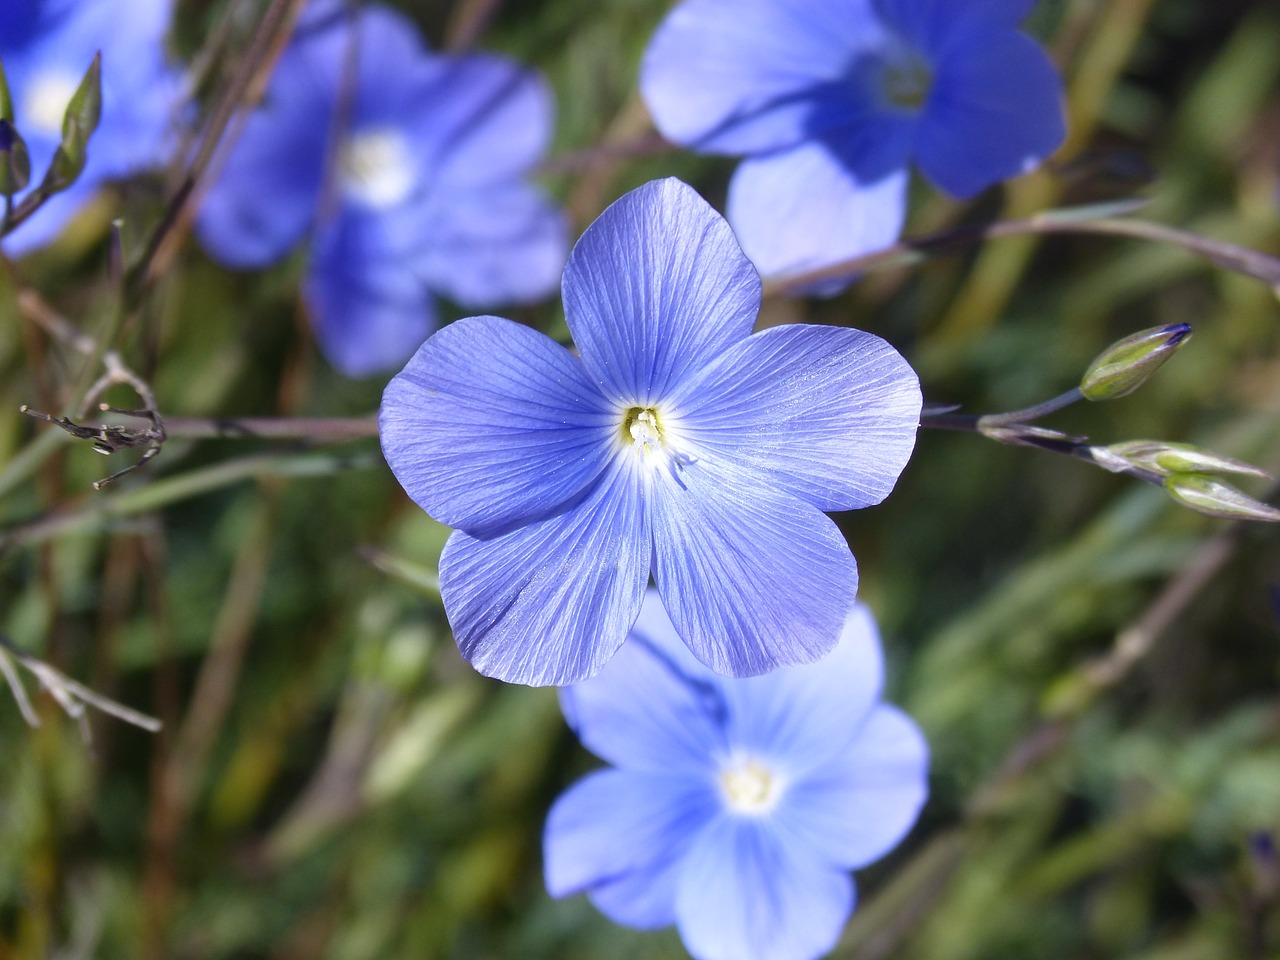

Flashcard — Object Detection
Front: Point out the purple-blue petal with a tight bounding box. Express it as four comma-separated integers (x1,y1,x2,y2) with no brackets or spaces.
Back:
438,459,650,686
560,589,728,774
412,54,555,187
914,28,1065,198
414,182,567,307
726,141,909,282
544,768,718,930
650,458,859,677
774,705,929,869
721,604,886,772
379,315,615,538
641,0,887,154
675,817,855,960
671,322,921,512
303,211,436,377
195,30,333,267
874,0,1038,52
562,178,761,405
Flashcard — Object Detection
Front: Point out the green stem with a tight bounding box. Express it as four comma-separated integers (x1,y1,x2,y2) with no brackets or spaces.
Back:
975,387,1085,428
0,449,378,550
760,205,1280,297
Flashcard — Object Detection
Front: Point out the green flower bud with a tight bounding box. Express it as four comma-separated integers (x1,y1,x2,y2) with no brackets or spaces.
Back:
1079,324,1191,401
0,118,30,196
1164,473,1280,523
37,53,101,197
0,57,14,124
1100,440,1270,480
62,52,102,149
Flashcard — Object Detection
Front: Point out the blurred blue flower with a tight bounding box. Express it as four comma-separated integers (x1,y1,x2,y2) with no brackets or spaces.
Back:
641,0,1066,280
196,1,567,378
379,177,921,685
1,0,182,254
545,590,929,960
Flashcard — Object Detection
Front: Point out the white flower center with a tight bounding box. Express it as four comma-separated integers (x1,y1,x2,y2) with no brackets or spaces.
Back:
626,407,662,451
876,49,933,113
338,127,415,207
24,71,81,135
718,756,784,816
618,404,695,483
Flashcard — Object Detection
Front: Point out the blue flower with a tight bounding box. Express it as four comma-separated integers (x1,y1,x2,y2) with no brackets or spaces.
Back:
640,0,1066,280
196,1,567,378
1,0,182,254
379,177,921,686
544,590,929,960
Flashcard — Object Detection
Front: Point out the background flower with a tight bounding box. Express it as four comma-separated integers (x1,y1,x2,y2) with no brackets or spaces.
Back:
196,0,567,377
380,177,922,686
545,590,930,960
0,0,182,254
640,0,1066,280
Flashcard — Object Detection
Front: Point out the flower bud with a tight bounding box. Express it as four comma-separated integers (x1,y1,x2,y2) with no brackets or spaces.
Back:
1100,440,1270,480
38,53,101,196
62,52,102,149
1164,473,1280,523
0,118,30,196
0,57,14,124
1079,323,1191,401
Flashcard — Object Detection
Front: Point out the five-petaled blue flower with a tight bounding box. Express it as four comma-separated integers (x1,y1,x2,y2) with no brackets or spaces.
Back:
379,177,921,686
641,0,1066,280
196,0,567,378
1,0,182,254
544,589,929,960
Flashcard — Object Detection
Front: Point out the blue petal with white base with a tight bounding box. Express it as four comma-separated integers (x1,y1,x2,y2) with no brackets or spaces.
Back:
641,0,1065,282
197,1,567,376
544,591,929,960
380,177,921,684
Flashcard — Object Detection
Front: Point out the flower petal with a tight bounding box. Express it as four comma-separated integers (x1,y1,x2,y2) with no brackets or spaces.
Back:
379,315,615,538
672,322,921,512
913,28,1065,198
675,817,854,960
304,210,436,377
560,589,728,774
650,459,859,677
562,178,761,405
544,768,718,930
438,459,650,686
775,705,929,870
727,140,909,283
641,0,887,154
874,0,1037,51
415,182,568,307
722,604,887,772
195,29,333,267
415,54,556,187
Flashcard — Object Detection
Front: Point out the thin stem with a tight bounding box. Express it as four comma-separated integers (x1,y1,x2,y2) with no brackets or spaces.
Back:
976,387,1085,428
760,206,1280,298
0,449,378,550
161,415,378,441
126,0,309,301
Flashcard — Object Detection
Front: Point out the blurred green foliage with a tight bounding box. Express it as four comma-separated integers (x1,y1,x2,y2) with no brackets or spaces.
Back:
1,0,1280,958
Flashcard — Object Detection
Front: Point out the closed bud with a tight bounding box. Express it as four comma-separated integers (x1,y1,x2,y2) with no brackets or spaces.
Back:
1080,323,1192,401
40,136,84,195
0,57,14,124
35,54,102,197
1102,440,1270,480
1164,473,1280,523
0,118,30,196
62,52,102,149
